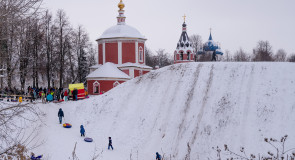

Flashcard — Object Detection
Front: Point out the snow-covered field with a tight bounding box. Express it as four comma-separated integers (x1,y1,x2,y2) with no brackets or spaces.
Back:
8,62,295,159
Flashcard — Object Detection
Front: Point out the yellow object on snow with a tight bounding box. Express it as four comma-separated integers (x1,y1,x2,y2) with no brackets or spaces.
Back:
19,97,22,103
68,83,84,92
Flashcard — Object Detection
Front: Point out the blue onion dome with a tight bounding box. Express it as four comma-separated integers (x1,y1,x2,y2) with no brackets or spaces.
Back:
203,32,219,51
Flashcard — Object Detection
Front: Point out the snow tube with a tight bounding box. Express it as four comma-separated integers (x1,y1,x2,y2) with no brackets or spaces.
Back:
63,123,72,128
47,94,53,101
84,137,93,142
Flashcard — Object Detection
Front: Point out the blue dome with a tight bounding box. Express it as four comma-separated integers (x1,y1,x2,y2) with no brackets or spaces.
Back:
203,32,219,51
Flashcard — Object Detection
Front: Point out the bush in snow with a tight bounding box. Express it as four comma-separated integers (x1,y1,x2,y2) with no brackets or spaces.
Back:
214,135,295,160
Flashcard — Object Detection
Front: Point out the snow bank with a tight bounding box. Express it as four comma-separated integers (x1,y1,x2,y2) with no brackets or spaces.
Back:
33,62,295,159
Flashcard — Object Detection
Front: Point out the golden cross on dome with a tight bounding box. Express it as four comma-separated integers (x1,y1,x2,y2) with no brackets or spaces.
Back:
183,14,186,22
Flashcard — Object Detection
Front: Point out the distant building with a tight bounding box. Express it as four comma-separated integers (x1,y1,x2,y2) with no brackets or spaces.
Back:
174,16,195,64
87,0,152,95
197,30,224,61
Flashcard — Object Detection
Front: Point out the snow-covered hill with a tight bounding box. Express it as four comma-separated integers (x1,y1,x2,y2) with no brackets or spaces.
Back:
33,62,295,159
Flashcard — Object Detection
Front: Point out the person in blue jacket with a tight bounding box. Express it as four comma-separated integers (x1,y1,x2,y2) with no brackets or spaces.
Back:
156,152,162,160
31,153,42,160
80,125,85,137
108,137,113,150
58,108,64,124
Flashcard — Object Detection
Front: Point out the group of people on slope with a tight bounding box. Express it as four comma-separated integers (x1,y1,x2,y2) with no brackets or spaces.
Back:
44,87,80,103
57,108,114,151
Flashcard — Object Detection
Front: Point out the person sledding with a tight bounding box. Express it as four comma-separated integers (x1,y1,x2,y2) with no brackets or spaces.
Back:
31,153,42,160
58,108,64,124
156,152,162,160
80,125,85,137
108,137,113,150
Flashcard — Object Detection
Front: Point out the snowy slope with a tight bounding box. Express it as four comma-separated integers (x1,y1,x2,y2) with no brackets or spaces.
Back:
32,62,295,160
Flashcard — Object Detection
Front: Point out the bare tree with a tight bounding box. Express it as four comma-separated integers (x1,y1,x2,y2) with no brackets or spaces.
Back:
222,49,232,62
55,9,70,88
252,40,273,61
87,45,97,69
233,48,250,62
274,49,287,62
145,47,156,68
155,49,173,68
0,0,43,90
43,10,54,88
0,103,43,158
73,25,89,83
288,53,295,62
189,34,202,61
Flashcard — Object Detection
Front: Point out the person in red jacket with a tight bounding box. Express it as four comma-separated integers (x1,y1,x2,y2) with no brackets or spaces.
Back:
64,90,68,101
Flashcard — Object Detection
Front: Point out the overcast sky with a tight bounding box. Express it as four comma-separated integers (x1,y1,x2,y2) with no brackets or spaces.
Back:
43,0,295,56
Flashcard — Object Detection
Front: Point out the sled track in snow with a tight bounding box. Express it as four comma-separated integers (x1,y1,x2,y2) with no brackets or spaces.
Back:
174,63,203,156
191,64,215,146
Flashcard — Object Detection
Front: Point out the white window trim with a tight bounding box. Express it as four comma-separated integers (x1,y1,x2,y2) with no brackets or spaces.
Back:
135,42,139,64
93,81,100,94
139,46,144,62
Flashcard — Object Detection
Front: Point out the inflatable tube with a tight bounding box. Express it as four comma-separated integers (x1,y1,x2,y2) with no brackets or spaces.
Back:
84,137,93,142
47,94,53,101
63,123,72,128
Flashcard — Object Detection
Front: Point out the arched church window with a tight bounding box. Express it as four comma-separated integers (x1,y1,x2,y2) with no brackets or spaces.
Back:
113,81,120,88
180,52,183,60
93,81,100,94
139,47,143,62
187,52,190,60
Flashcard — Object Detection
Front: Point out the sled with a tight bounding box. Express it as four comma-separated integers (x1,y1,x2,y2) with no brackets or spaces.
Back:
84,137,93,142
63,123,72,128
53,100,63,103
46,94,53,101
31,155,42,160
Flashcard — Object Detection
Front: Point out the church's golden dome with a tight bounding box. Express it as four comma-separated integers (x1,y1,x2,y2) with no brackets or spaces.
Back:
118,0,125,10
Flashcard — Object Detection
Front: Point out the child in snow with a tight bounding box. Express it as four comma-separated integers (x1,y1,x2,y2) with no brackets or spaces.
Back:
41,92,46,103
58,108,64,124
31,153,42,160
64,90,68,101
80,125,85,137
156,152,162,160
108,137,113,150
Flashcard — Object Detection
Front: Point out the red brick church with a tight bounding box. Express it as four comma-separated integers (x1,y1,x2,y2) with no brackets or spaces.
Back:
87,0,152,95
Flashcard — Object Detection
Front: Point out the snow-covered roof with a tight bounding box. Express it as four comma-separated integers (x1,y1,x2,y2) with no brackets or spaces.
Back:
175,22,193,52
117,63,153,69
98,25,146,40
87,62,130,79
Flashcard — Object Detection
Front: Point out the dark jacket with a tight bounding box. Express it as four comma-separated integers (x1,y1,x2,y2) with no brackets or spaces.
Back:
109,139,112,145
80,125,85,134
156,153,161,160
58,109,64,117
73,89,78,96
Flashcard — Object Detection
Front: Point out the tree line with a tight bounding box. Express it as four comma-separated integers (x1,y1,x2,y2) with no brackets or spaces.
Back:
189,34,295,62
0,0,97,91
145,34,295,70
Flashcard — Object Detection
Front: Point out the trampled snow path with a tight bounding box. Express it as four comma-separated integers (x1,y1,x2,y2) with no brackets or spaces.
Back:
29,62,295,160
